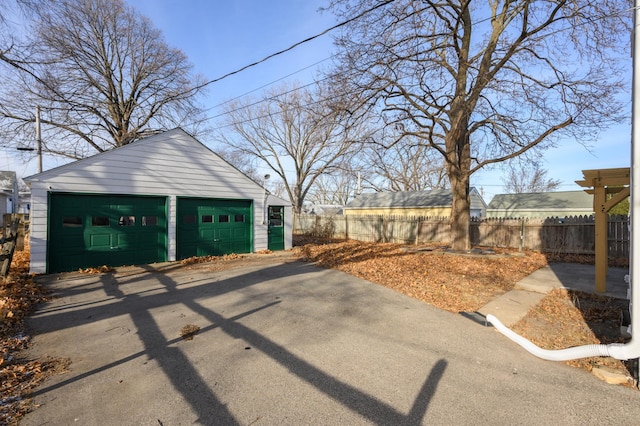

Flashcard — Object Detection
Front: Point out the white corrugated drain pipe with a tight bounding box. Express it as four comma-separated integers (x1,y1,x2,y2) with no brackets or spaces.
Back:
487,1,640,362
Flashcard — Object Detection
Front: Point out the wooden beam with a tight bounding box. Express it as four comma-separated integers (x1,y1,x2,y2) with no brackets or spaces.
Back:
605,186,628,194
575,180,593,188
578,167,629,293
603,186,631,212
593,186,608,293
581,167,631,179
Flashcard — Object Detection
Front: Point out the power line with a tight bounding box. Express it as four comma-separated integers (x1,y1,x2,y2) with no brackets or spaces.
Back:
191,0,396,92
205,56,333,114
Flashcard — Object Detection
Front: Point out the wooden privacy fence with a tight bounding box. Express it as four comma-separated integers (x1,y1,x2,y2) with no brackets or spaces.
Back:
0,215,23,276
294,214,630,257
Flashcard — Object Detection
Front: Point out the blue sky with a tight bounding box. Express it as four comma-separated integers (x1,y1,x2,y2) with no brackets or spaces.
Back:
132,0,336,107
1,0,632,203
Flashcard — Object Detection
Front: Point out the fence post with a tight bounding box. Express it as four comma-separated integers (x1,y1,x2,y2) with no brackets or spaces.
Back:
0,217,20,276
345,214,349,240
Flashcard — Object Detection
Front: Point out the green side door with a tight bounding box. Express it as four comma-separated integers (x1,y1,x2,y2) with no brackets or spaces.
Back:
48,194,167,273
267,206,285,251
177,198,253,259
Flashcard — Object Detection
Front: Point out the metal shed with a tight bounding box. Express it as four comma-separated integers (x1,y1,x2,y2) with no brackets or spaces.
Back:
24,128,292,273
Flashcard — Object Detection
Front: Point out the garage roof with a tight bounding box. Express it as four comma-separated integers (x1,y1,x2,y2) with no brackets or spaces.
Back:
487,190,592,210
345,188,486,210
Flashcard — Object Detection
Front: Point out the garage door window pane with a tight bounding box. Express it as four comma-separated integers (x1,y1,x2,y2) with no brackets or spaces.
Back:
118,216,135,226
234,214,244,222
219,214,229,223
63,216,82,227
202,215,213,223
92,216,109,227
183,215,196,224
142,216,157,226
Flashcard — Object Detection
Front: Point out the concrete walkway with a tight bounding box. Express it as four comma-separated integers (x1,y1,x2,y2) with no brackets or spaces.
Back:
478,263,629,327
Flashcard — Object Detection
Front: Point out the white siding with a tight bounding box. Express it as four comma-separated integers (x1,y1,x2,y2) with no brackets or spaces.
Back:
25,128,293,273
266,194,293,250
27,186,48,272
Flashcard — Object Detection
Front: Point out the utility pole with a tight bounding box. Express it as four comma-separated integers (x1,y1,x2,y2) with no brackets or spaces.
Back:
35,105,42,173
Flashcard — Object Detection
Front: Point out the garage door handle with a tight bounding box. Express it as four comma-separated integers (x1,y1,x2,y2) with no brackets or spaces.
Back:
213,239,220,242
110,247,120,250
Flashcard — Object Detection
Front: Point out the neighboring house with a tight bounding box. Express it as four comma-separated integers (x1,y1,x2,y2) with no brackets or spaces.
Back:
17,190,31,215
486,190,594,219
24,128,293,273
0,171,17,224
343,188,487,218
308,204,344,215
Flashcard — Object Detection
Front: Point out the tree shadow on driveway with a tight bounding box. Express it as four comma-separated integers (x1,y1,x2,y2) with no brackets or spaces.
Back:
26,260,447,425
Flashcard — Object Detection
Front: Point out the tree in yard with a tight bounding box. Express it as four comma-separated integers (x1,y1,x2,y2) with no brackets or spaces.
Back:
308,169,360,206
502,160,561,194
362,134,448,192
325,0,631,250
216,145,289,199
0,0,206,160
216,82,367,213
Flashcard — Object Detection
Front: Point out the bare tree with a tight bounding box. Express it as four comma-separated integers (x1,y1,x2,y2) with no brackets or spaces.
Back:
215,145,262,183
326,0,631,250
0,0,206,159
362,135,448,192
502,160,561,193
308,170,359,206
216,82,366,213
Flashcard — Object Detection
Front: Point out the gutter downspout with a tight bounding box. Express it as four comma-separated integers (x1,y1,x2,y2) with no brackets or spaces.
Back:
487,1,640,362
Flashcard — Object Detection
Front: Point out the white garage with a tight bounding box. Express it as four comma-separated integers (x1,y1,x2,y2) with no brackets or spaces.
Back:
24,128,292,273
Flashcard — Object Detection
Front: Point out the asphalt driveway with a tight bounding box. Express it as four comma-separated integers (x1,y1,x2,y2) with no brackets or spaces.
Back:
23,254,640,425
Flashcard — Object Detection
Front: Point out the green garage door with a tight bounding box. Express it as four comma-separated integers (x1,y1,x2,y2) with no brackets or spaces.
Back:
177,198,253,259
49,194,167,273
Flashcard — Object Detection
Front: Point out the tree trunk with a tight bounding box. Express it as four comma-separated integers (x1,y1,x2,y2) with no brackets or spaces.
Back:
447,111,472,252
293,185,303,214
450,173,471,251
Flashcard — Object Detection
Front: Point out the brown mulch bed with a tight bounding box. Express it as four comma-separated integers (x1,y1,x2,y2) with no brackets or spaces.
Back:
293,236,635,386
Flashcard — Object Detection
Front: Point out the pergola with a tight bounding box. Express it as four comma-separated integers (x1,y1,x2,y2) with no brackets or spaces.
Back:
576,167,630,292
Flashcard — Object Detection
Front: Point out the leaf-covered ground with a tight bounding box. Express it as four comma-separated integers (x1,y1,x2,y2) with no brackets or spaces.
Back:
293,237,635,385
295,239,548,312
0,244,69,425
511,289,633,385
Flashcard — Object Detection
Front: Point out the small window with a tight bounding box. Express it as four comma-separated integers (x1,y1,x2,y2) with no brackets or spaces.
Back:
234,214,245,223
202,215,213,223
269,218,283,227
118,216,135,226
183,215,196,224
142,216,157,226
92,216,109,227
63,216,82,227
218,215,229,223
